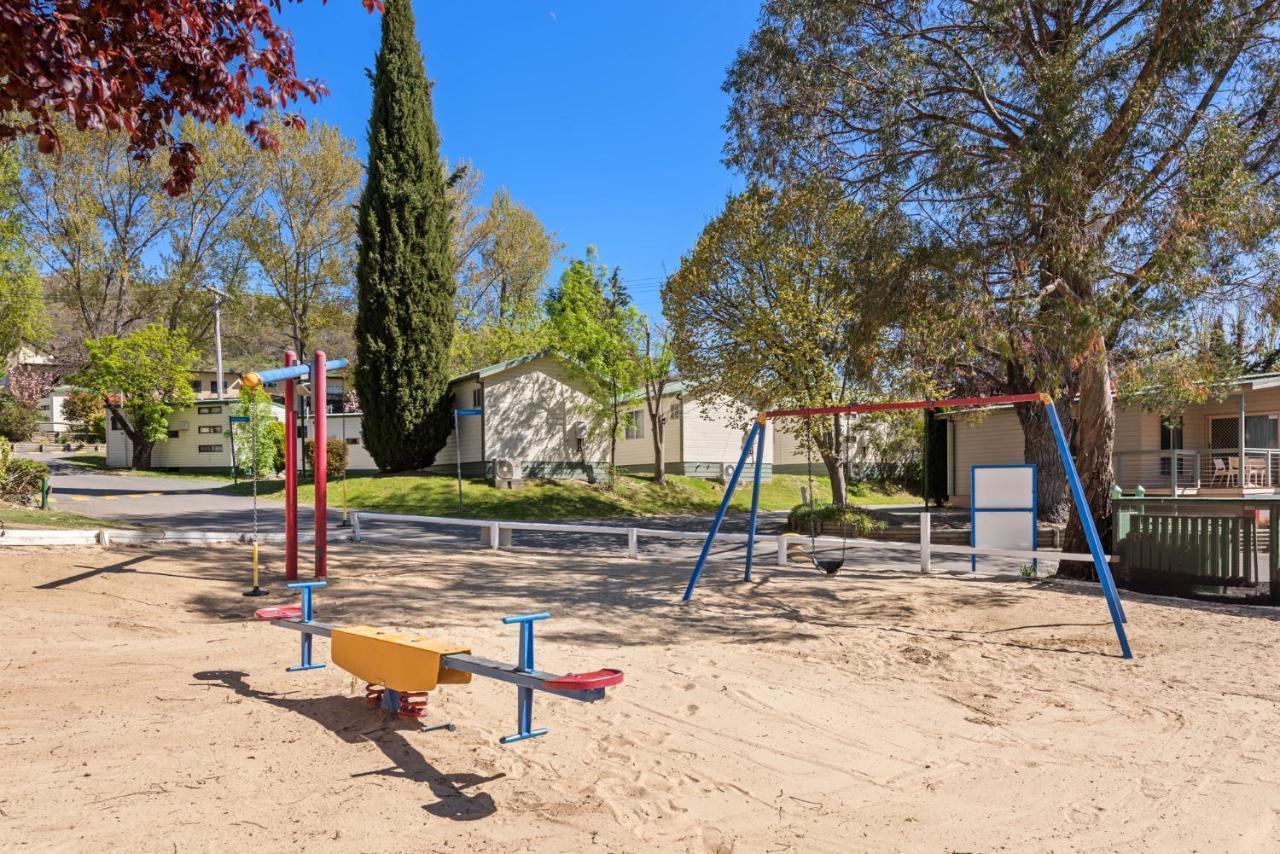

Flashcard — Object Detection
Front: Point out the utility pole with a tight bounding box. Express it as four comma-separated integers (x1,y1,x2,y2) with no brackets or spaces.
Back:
203,285,229,396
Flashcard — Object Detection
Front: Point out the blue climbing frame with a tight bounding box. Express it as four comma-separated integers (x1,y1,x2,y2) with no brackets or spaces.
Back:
681,394,1133,660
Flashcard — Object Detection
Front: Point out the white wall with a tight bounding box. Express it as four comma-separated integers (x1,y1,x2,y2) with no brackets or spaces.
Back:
320,414,377,470
107,401,284,469
681,394,772,466
483,357,609,464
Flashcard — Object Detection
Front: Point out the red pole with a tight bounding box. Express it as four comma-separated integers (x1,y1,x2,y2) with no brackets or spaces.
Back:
765,392,1049,420
313,351,328,578
283,350,298,581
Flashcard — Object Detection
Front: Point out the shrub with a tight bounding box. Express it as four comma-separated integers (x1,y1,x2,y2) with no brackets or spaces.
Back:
303,437,349,476
0,394,39,441
787,501,883,537
0,436,10,473
0,458,49,503
266,420,286,474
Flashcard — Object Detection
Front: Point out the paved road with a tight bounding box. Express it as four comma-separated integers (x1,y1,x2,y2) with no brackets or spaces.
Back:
29,451,1014,574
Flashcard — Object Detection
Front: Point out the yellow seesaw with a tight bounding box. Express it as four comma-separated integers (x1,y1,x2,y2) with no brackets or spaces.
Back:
256,581,623,741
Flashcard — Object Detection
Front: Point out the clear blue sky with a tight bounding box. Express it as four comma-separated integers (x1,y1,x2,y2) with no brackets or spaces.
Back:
278,0,760,319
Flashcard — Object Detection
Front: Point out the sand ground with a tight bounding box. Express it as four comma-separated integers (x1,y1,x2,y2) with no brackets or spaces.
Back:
2,541,1280,853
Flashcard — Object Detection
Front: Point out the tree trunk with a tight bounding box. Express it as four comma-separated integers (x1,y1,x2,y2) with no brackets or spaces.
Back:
1060,333,1116,580
130,439,153,470
650,415,665,484
820,450,847,507
821,414,847,506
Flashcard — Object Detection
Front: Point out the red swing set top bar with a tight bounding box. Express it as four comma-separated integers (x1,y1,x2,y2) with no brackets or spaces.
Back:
764,392,1050,420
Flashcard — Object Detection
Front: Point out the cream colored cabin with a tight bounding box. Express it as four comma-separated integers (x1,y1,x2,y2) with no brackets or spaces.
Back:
614,381,773,480
943,373,1280,506
106,398,285,470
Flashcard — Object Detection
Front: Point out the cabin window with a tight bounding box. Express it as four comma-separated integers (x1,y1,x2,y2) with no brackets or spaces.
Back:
624,410,645,440
197,405,222,415
111,415,127,431
190,380,202,393
198,444,223,453
346,437,360,445
167,430,180,439
472,387,484,408
668,402,680,421
198,425,222,435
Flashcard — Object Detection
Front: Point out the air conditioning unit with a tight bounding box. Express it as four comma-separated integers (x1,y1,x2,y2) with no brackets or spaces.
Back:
718,462,736,484
493,458,524,489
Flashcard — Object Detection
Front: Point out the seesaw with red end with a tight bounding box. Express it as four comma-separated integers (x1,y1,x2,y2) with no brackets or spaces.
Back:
256,582,623,742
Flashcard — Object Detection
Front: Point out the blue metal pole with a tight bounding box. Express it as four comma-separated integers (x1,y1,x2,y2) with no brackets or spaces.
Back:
244,358,349,387
1044,402,1133,658
683,421,761,601
500,613,550,743
286,581,327,671
743,416,768,583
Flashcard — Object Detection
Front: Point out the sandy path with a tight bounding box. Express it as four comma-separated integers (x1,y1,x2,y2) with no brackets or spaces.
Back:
2,542,1279,852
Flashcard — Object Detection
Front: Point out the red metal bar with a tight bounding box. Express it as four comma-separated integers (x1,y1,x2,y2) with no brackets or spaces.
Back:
283,350,298,581
765,393,1049,420
313,351,328,578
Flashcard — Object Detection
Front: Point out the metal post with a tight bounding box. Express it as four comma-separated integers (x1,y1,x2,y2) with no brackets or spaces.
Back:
776,534,789,567
1239,392,1247,490
683,421,760,601
1044,401,1133,658
284,351,298,581
919,511,931,572
627,528,638,559
313,351,328,578
285,581,326,672
743,415,768,583
499,613,550,743
455,408,463,510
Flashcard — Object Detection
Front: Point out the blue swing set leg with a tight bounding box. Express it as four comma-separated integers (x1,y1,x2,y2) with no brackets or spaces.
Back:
1044,403,1132,658
743,418,768,583
683,421,762,602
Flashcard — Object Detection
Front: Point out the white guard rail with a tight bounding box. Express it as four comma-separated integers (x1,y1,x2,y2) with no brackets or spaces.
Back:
350,511,1114,567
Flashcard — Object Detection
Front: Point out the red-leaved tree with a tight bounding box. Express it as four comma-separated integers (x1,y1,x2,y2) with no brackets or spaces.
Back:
0,1,382,195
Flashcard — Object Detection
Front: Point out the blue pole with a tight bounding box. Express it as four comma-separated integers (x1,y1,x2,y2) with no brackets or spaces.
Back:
244,358,349,387
499,613,550,743
285,581,327,671
1044,401,1133,658
743,416,767,583
683,421,761,601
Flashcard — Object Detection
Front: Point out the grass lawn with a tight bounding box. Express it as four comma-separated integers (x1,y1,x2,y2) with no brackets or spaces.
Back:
216,471,918,521
0,503,138,530
65,454,235,482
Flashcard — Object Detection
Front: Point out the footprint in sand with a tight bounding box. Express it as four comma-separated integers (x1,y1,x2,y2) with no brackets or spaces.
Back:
685,704,699,716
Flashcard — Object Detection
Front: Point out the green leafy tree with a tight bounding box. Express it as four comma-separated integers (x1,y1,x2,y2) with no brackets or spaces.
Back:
0,394,39,442
632,315,675,483
71,324,197,469
0,143,46,357
232,387,276,477
724,0,1280,569
663,182,915,505
62,390,106,439
546,251,642,471
353,0,455,472
238,117,362,358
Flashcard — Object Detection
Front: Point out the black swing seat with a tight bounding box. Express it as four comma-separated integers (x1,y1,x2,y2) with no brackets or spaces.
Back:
812,558,843,575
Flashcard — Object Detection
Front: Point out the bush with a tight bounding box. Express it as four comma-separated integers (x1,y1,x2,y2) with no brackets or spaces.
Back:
266,420,286,474
0,394,39,442
303,437,349,476
787,501,883,537
1,458,49,503
0,436,10,473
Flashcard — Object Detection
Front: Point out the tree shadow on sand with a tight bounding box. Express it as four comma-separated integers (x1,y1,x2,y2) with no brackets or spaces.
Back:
191,670,502,820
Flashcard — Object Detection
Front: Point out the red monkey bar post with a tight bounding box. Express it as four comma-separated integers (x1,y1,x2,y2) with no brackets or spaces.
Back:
283,350,299,581
313,351,328,578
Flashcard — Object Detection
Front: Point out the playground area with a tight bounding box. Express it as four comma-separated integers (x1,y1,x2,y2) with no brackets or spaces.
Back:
4,542,1280,852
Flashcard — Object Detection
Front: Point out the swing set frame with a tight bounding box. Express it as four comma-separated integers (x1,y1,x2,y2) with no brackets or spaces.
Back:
680,392,1134,659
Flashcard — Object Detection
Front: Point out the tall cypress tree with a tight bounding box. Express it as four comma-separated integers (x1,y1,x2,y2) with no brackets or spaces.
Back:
354,0,455,471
